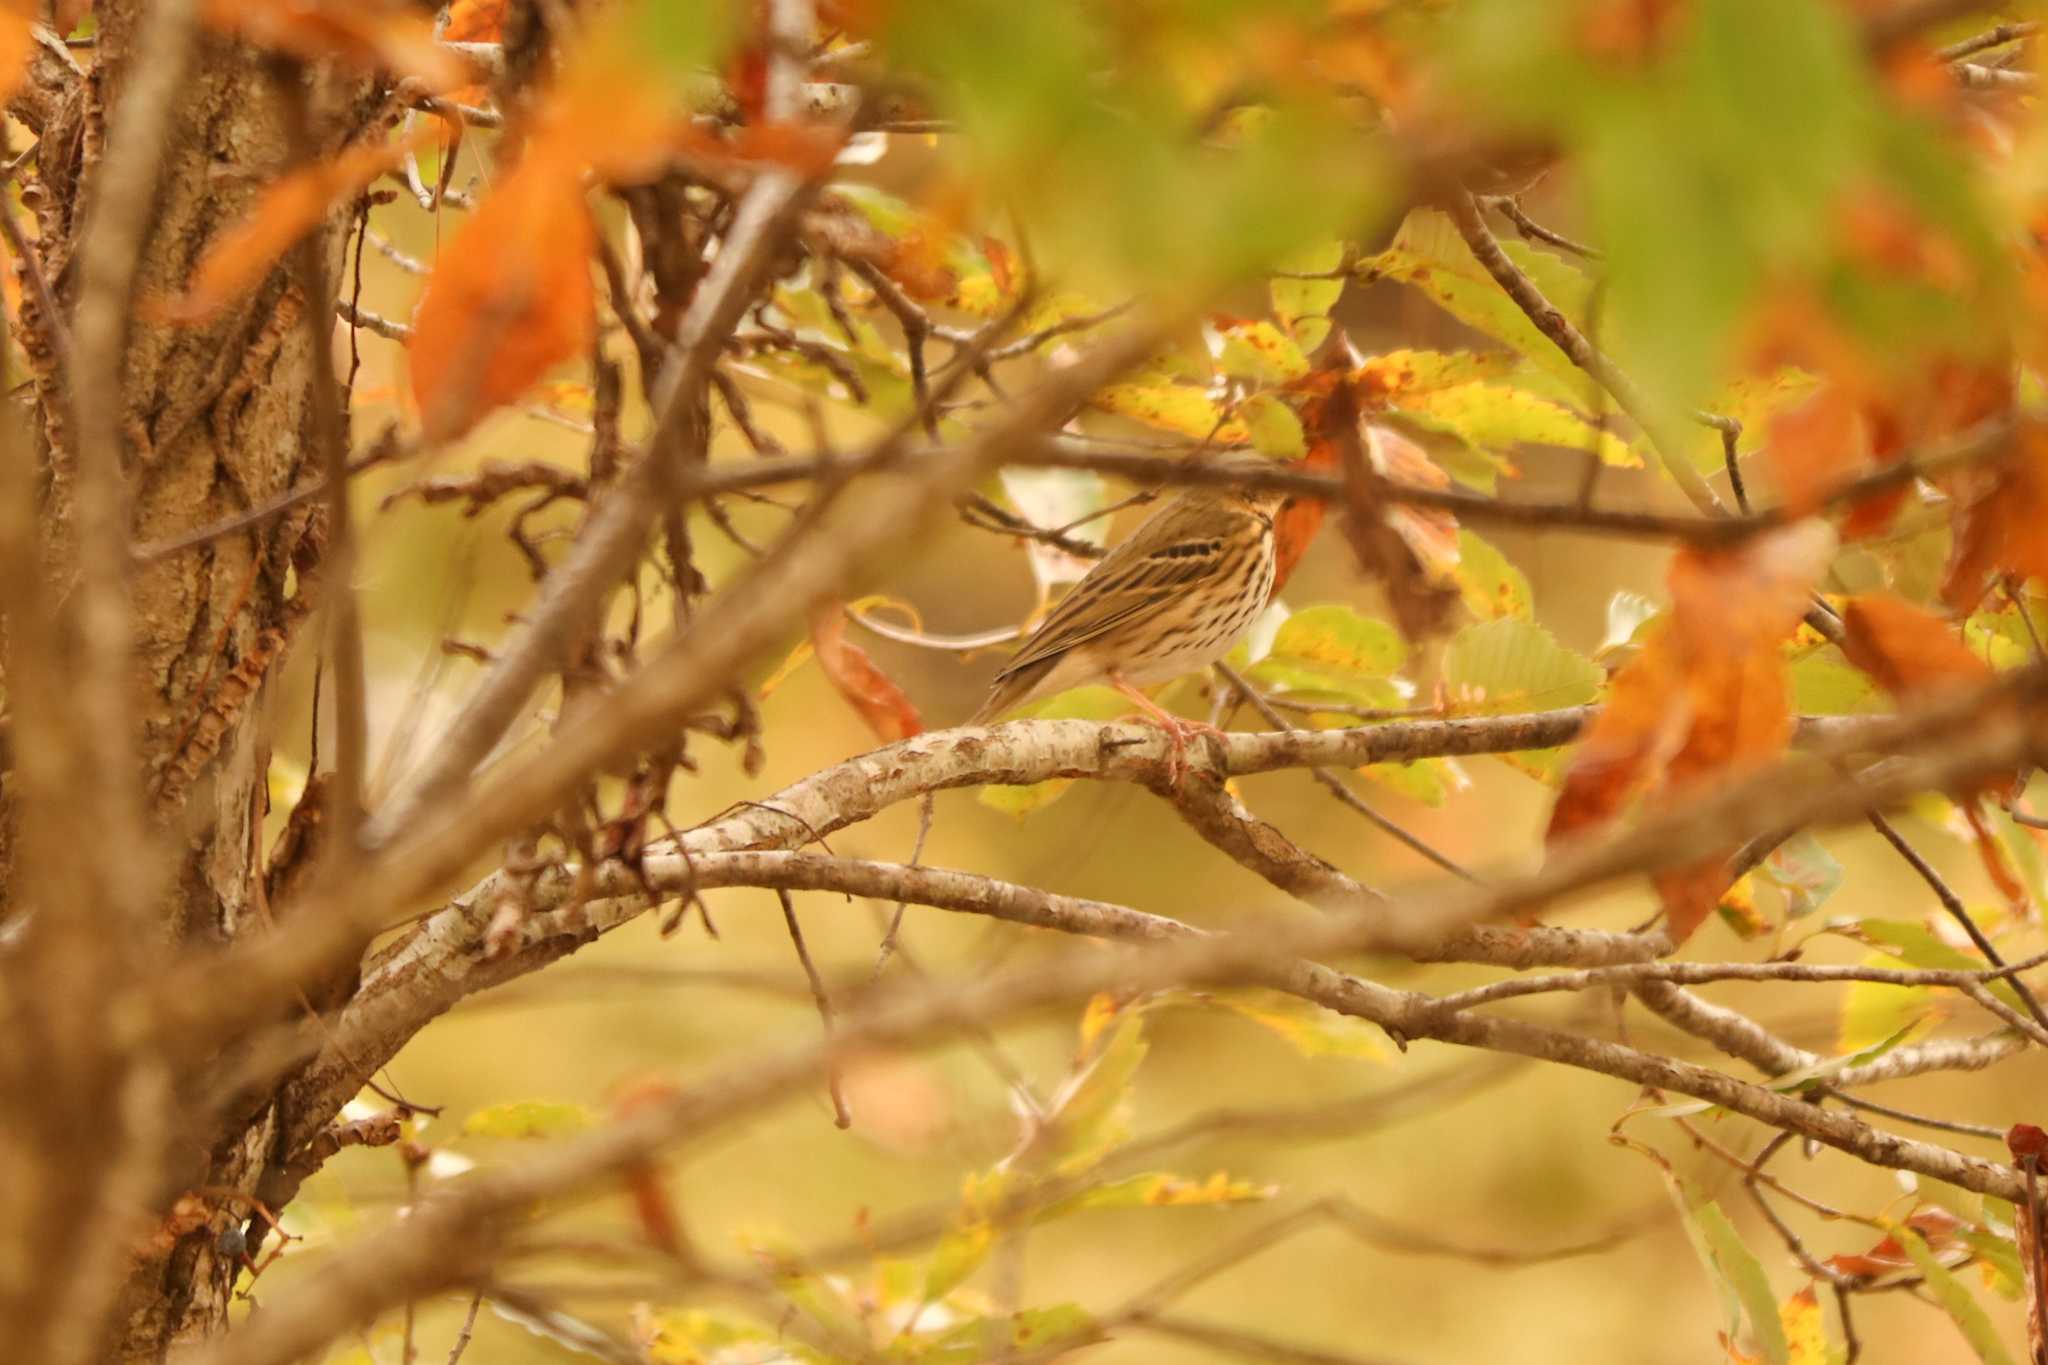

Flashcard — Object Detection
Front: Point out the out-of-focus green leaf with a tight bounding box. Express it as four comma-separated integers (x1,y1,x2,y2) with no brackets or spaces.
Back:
921,1217,995,1304
903,1305,1101,1364
1895,1227,2021,1365
1364,212,1594,389
1957,1220,2027,1303
1838,973,1939,1054
1093,382,1242,441
1043,1009,1149,1173
979,687,1132,817
1240,393,1307,458
1790,651,1885,715
1852,920,2027,1013
1453,529,1532,621
1271,239,1346,351
1203,987,1392,1061
1356,347,1520,397
1759,832,1843,918
1215,319,1309,384
1697,1201,1791,1365
1441,618,1602,713
1397,381,1638,467
643,1309,828,1364
460,1100,595,1139
1690,369,1821,475
1050,1170,1277,1215
1362,756,1467,808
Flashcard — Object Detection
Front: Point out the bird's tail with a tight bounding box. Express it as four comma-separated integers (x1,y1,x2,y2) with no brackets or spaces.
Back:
967,656,1058,726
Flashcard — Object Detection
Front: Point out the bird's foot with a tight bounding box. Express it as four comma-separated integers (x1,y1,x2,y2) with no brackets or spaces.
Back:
1133,711,1228,790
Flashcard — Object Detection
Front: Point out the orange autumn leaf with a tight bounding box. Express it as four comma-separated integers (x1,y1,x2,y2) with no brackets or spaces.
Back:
1839,593,2024,903
158,128,443,325
808,601,923,743
534,19,693,186
442,0,507,42
1546,620,1691,842
0,2,33,109
1550,522,1836,940
1942,421,2048,612
1766,381,1868,518
1270,437,1336,593
202,0,463,88
408,150,595,441
1838,593,1996,699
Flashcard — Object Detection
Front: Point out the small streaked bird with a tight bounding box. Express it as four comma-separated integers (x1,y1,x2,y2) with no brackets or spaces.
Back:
970,466,1293,776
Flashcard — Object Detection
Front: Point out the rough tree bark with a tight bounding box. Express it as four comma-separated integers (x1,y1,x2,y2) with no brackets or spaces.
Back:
0,16,379,1359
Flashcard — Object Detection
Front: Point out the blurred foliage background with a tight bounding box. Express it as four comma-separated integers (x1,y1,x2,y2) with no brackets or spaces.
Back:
208,0,2048,1359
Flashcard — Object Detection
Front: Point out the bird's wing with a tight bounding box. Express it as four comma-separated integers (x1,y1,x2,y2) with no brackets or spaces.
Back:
990,500,1242,681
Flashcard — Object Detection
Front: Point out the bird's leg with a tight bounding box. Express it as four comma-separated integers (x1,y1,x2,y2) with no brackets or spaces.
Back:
1108,671,1225,787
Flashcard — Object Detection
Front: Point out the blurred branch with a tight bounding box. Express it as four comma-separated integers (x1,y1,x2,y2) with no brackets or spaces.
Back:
1443,189,1723,513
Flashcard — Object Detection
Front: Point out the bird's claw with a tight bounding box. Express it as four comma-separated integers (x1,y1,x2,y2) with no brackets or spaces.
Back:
1135,714,1226,790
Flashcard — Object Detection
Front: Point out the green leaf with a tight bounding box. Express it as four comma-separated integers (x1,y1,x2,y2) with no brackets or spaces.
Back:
1896,1226,2021,1365
1043,1010,1149,1173
1690,369,1822,475
1215,319,1309,384
1356,347,1520,396
1759,832,1843,918
1441,618,1602,713
1203,987,1392,1061
1051,1170,1277,1215
979,686,1132,817
1240,393,1307,458
920,1218,995,1303
642,1309,827,1364
1271,239,1346,350
1453,529,1533,621
460,1100,595,1140
1364,211,1595,390
1838,973,1939,1054
1957,1221,2027,1302
903,1305,1102,1364
1397,381,1639,468
1852,920,2028,1013
1266,604,1408,675
1790,651,1885,715
1362,756,1466,807
1092,382,1242,440
1697,1202,1792,1365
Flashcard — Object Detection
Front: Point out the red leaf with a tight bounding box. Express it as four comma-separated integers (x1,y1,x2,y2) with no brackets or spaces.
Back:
408,150,595,440
809,601,923,743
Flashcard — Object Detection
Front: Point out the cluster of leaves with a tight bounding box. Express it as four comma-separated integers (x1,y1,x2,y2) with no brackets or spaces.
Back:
1622,1132,2036,1365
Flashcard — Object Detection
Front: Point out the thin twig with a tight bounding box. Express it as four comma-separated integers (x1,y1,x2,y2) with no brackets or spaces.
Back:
1866,810,2048,1036
777,889,851,1128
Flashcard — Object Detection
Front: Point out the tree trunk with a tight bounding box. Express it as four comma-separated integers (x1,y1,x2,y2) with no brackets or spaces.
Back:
0,17,378,1359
